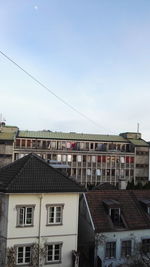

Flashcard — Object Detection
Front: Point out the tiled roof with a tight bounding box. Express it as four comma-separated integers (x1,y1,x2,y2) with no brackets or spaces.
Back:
0,154,85,193
0,132,16,140
18,131,128,142
85,190,150,232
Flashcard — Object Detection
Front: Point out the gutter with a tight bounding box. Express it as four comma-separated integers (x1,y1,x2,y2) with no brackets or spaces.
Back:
83,193,95,231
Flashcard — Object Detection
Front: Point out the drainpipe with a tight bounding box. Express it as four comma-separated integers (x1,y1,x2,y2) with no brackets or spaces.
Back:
38,194,43,266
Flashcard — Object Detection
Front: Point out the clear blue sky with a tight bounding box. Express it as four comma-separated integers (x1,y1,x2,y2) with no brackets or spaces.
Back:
1,0,150,139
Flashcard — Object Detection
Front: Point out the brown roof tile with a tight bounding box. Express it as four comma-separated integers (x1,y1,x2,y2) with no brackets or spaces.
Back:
85,190,150,233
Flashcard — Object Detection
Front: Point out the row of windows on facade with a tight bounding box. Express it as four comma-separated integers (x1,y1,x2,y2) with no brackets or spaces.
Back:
56,155,134,164
105,239,150,259
15,239,150,265
72,168,134,177
15,139,133,152
16,243,62,265
16,205,63,226
17,153,135,164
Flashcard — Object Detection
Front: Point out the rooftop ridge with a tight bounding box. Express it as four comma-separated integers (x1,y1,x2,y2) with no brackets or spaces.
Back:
0,153,85,193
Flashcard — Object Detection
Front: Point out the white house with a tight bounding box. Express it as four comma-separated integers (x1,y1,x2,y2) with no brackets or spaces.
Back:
79,189,150,267
0,153,84,267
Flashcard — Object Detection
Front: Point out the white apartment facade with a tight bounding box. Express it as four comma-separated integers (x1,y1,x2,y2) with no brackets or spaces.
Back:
0,153,84,267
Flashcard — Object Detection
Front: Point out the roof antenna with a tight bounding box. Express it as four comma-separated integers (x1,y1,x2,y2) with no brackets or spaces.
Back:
137,122,140,133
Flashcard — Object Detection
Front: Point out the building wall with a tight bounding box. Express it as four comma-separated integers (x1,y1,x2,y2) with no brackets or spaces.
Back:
135,146,149,183
6,193,79,267
96,229,150,267
0,130,149,186
14,138,137,187
0,194,9,267
79,194,150,267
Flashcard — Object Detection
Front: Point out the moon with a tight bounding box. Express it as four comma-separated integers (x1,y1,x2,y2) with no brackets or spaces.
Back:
34,5,38,10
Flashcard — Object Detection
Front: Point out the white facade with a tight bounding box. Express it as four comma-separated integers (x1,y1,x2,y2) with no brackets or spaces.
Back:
96,229,150,267
5,192,79,267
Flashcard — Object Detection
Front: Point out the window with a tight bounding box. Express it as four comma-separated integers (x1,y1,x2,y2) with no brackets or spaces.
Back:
87,169,91,176
77,155,82,162
46,243,62,263
96,169,101,176
109,208,124,227
92,156,96,163
47,205,64,225
62,155,66,162
67,155,72,162
57,154,61,162
142,239,150,254
16,206,34,226
120,157,125,163
110,208,120,225
16,245,31,265
105,242,116,258
121,240,132,257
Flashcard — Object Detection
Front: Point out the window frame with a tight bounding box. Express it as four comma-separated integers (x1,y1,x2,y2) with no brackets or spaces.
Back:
16,205,35,227
142,238,150,254
46,204,64,226
105,241,116,259
121,240,132,257
45,242,63,264
16,244,32,265
109,208,120,224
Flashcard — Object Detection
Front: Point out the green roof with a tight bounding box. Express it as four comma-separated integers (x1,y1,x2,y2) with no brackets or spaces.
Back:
0,132,16,140
3,125,18,128
18,131,128,142
129,139,149,147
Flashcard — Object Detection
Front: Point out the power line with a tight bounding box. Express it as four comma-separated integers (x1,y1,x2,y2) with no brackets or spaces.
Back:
0,50,108,132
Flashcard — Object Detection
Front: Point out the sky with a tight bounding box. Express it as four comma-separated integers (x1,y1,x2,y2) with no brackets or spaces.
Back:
1,0,150,139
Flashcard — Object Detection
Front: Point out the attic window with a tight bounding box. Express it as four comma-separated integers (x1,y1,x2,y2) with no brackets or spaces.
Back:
109,208,120,225
103,199,124,227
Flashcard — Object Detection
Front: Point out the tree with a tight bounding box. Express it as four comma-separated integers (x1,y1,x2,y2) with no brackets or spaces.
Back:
117,242,150,267
6,243,47,267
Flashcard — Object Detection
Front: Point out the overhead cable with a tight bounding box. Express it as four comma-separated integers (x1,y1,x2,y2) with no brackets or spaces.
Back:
0,50,108,132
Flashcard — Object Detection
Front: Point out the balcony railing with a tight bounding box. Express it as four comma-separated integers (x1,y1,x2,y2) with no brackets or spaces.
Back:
14,145,134,153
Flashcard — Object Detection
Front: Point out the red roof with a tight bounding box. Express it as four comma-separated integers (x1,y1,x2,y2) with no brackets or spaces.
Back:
85,190,150,233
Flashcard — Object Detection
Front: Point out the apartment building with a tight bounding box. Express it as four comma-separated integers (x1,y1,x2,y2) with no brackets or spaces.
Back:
12,130,150,187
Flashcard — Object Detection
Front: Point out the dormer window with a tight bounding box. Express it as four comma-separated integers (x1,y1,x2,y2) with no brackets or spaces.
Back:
103,199,125,228
109,208,120,225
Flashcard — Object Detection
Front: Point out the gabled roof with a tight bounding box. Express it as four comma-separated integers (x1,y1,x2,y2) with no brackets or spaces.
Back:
0,154,85,193
85,190,150,233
